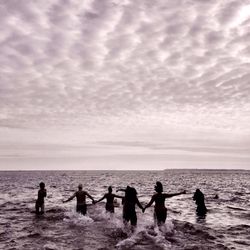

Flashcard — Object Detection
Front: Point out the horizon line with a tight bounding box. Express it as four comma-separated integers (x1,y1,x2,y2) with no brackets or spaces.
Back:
0,168,249,171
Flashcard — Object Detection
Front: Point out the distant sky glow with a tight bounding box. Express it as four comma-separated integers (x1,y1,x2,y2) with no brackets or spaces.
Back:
0,0,250,170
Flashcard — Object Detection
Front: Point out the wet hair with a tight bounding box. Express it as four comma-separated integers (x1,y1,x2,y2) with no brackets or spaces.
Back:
155,181,163,193
130,187,137,195
194,189,204,201
108,186,112,193
125,186,137,202
124,186,130,197
39,182,45,189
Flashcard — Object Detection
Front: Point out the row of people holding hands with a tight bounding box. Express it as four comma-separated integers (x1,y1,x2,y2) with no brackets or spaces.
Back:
36,181,207,226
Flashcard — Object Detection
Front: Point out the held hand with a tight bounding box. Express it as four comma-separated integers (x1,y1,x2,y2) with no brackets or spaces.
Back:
92,200,96,204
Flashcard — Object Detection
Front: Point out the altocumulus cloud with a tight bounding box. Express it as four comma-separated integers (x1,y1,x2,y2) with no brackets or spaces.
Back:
0,0,250,147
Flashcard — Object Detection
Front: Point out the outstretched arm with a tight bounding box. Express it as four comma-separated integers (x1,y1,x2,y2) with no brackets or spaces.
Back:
96,194,106,203
63,192,76,203
143,195,155,212
165,190,186,198
114,194,124,199
136,197,144,210
86,192,95,203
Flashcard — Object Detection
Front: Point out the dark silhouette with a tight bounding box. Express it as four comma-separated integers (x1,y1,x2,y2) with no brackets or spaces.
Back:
193,189,207,216
96,186,123,213
63,184,95,215
117,186,143,227
143,181,185,225
35,182,47,215
214,194,219,199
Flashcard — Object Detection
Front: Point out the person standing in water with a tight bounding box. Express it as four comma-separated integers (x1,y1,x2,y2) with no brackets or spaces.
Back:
193,189,207,216
95,186,123,213
35,182,47,215
143,181,185,225
63,184,95,215
117,186,144,227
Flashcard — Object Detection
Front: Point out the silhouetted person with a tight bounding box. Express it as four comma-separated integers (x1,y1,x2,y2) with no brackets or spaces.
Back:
96,186,123,213
214,194,219,199
63,184,95,215
193,189,207,216
35,182,47,215
117,186,143,227
143,181,185,225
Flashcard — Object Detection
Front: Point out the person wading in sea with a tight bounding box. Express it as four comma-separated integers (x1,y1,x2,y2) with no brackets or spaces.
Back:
143,181,186,225
117,186,144,228
193,189,207,216
63,184,95,215
35,182,47,215
95,186,123,213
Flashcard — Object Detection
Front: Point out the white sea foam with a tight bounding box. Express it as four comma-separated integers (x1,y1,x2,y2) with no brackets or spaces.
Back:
63,209,94,226
0,170,250,250
43,243,59,250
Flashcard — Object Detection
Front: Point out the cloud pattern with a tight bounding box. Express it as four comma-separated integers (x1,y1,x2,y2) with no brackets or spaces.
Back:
0,0,250,133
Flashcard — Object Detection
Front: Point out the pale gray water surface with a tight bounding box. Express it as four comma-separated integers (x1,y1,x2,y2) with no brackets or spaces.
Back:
0,170,250,250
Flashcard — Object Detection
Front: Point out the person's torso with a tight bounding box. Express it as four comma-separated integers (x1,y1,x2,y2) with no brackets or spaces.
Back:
194,193,205,205
106,193,114,204
37,189,46,203
76,191,86,205
123,199,137,212
154,193,166,209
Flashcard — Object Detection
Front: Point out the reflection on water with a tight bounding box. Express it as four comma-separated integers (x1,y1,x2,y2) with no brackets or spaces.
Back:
196,214,206,224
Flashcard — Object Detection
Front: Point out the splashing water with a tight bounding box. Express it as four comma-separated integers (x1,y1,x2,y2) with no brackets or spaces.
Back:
0,170,250,249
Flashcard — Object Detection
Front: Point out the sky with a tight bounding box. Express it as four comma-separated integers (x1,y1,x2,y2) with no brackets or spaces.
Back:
0,0,250,170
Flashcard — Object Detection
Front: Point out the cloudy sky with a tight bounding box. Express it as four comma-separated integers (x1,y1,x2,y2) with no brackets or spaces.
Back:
0,0,250,170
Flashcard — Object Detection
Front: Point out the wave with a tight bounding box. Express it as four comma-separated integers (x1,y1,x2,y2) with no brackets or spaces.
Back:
114,219,231,250
228,224,250,231
43,243,60,250
116,223,174,250
227,206,247,211
63,210,94,226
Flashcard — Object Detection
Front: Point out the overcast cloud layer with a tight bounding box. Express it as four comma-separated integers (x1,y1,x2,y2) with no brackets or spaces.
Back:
0,0,250,169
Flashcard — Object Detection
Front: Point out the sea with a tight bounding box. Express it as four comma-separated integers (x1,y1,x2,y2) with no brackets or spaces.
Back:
0,170,250,250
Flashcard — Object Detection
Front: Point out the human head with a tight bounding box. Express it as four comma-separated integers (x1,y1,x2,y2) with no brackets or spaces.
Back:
126,187,137,201
39,182,45,189
78,184,83,190
124,186,131,198
130,187,137,196
108,186,112,193
155,181,163,193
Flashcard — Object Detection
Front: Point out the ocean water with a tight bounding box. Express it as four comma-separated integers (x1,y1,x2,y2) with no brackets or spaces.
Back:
0,170,250,250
